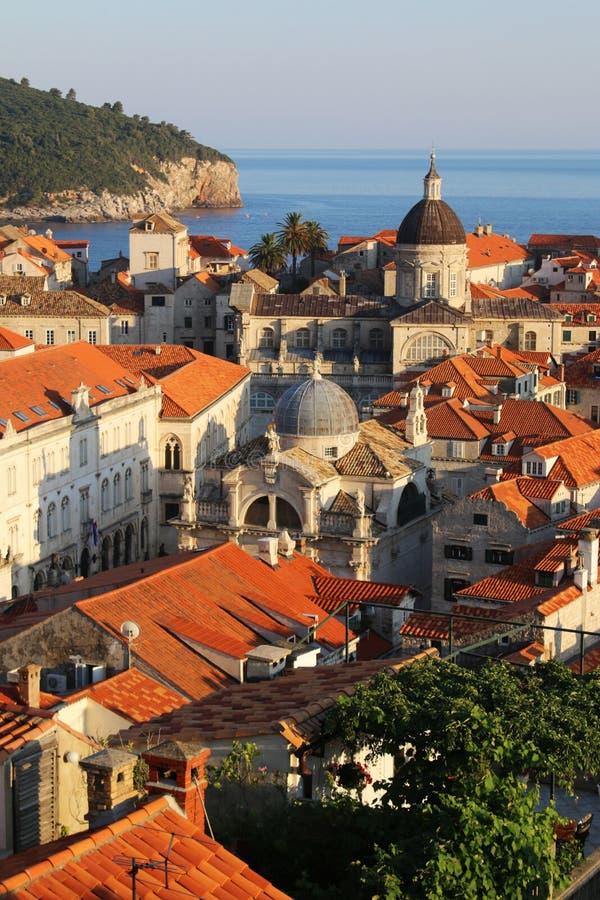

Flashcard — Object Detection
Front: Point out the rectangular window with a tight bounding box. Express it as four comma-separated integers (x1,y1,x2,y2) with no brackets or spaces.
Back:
184,298,193,307
46,329,55,345
204,298,212,306
324,446,338,459
79,488,89,524
592,406,599,423
444,545,473,561
473,513,488,526
566,389,578,404
447,440,465,459
563,330,572,342
224,314,234,332
485,548,514,565
225,343,234,359
204,316,213,328
66,329,76,343
184,316,193,329
590,331,597,341
424,272,437,298
449,272,457,297
87,330,97,345
120,321,129,335
451,475,464,496
151,296,165,307
444,578,470,602
165,502,180,521
145,252,159,270
79,438,88,467
525,460,544,476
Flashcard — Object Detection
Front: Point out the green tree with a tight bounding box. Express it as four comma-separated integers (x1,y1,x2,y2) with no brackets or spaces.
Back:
49,87,62,98
276,211,309,287
20,77,30,87
66,88,77,101
112,100,124,113
249,233,288,276
304,220,329,278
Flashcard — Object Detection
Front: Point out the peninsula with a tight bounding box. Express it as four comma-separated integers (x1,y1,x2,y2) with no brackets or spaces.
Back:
0,77,242,221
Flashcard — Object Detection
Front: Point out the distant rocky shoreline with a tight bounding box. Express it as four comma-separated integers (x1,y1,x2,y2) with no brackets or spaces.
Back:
0,157,242,223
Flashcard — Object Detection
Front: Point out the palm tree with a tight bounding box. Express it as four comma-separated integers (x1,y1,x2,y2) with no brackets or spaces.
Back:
276,211,309,288
304,220,330,278
248,233,288,276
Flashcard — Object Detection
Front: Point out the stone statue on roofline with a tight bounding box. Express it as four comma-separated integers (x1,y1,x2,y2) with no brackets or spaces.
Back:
265,423,281,456
181,474,195,522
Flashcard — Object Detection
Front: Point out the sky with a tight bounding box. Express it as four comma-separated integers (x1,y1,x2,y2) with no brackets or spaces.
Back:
2,0,600,152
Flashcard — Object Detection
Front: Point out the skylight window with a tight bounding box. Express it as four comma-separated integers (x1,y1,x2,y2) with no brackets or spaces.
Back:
13,410,30,422
96,385,111,395
31,405,46,416
0,418,7,428
123,376,136,385
48,400,61,410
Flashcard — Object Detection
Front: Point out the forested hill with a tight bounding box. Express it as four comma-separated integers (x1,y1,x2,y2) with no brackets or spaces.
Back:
0,77,233,209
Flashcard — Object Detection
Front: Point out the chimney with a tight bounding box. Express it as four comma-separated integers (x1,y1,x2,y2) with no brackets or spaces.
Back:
143,740,211,830
495,344,502,359
339,270,346,297
258,537,279,567
475,225,484,237
493,403,503,425
578,530,599,585
484,223,492,236
79,748,139,827
278,529,296,558
17,663,41,708
574,566,589,592
557,363,565,383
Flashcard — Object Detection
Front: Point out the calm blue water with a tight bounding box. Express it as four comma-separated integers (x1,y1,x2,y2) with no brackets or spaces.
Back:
30,150,600,271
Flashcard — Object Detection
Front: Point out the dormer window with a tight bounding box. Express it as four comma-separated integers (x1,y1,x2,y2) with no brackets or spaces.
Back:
536,570,556,588
493,443,507,456
590,314,596,323
20,294,31,307
0,295,6,306
525,460,544,476
565,314,572,323
145,221,155,232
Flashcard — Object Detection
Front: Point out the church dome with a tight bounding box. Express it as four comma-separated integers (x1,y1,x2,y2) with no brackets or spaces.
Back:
396,151,466,246
274,371,359,438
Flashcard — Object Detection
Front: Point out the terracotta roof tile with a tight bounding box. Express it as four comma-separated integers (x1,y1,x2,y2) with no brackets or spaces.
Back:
0,275,109,318
252,293,393,318
467,231,529,269
65,667,186,723
0,325,34,351
531,431,600,487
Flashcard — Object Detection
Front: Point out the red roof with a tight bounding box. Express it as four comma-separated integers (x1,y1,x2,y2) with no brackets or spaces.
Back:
0,796,292,899
65,667,186,723
0,325,34,351
467,231,529,269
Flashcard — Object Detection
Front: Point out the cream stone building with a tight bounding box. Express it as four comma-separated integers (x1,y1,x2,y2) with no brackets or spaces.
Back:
0,336,251,600
129,212,191,291
174,371,434,593
0,274,111,346
0,341,162,600
0,225,73,289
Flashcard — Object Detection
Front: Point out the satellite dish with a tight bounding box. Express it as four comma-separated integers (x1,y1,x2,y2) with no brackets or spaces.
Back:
120,621,140,640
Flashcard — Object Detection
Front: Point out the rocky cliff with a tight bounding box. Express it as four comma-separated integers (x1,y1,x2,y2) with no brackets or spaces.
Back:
5,157,242,223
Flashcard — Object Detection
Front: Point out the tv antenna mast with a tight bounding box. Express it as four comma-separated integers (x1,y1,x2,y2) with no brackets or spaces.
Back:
114,833,176,900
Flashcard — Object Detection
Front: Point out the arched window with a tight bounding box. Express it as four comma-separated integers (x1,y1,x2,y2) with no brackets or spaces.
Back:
100,431,108,455
250,392,275,411
113,473,121,506
296,328,310,348
101,478,110,512
369,328,384,351
47,502,57,538
125,468,132,500
164,436,182,470
61,496,70,532
406,334,452,364
138,416,146,442
332,328,347,349
524,331,537,350
259,327,274,349
33,509,42,543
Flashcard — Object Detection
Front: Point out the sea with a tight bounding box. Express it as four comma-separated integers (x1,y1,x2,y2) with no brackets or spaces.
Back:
25,149,600,271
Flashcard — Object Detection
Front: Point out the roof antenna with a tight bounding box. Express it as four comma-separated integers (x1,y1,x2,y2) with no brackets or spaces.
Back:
115,833,176,899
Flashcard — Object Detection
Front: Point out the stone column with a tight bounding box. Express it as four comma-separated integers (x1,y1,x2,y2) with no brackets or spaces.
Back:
267,493,277,530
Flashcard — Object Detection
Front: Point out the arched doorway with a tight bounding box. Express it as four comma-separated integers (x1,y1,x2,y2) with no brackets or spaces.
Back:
397,483,426,526
113,530,123,568
244,496,302,531
276,498,302,530
125,524,136,564
245,497,269,527
80,548,90,578
33,570,46,592
101,536,112,571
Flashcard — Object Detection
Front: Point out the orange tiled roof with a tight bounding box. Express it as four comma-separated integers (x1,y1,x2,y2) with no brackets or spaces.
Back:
0,705,56,760
467,231,529,269
0,795,293,899
503,641,545,666
65,667,187,723
73,544,352,700
130,212,187,234
124,650,438,750
309,574,415,615
98,344,250,418
0,325,34,351
0,274,109,317
189,235,248,259
531,431,600,487
0,341,140,436
22,233,71,263
252,293,390,318
471,478,555,529
528,234,600,249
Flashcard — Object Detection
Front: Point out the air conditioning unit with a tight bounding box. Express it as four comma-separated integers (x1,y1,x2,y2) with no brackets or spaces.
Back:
6,668,20,684
90,664,106,684
46,673,68,693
